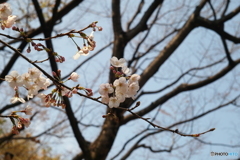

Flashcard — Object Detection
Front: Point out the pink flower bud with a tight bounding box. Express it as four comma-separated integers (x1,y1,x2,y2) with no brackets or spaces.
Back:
72,88,78,94
27,46,31,53
18,117,31,128
31,41,36,46
85,88,93,96
12,26,17,30
12,126,19,134
116,71,122,75
57,70,61,77
52,71,57,77
91,23,96,27
97,26,103,31
60,56,65,62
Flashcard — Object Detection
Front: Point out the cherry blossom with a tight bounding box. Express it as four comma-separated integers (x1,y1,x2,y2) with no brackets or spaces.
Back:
4,15,17,28
122,65,131,75
116,91,125,103
73,50,89,60
25,83,39,99
42,78,50,90
38,93,52,107
88,31,94,40
110,56,126,67
129,74,140,84
28,68,42,80
113,77,128,93
10,95,25,104
127,82,139,99
22,105,32,115
21,73,31,86
0,3,12,20
18,117,31,128
69,72,80,82
5,71,23,88
109,97,120,108
99,83,114,95
99,57,140,108
82,46,89,54
101,95,109,104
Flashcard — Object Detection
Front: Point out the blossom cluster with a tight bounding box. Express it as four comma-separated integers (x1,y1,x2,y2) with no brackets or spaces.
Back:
99,57,140,108
73,22,102,60
0,2,17,29
11,106,32,134
5,68,50,103
38,71,92,108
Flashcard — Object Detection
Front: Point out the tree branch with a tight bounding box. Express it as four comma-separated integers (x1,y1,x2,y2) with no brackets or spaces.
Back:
124,58,240,123
0,0,84,85
126,0,163,41
126,0,145,30
64,97,92,160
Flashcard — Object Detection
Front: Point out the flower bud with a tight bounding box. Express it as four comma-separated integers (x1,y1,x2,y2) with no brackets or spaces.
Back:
97,26,103,31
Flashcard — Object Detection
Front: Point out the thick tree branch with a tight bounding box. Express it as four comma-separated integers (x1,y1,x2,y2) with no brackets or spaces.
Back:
64,97,92,160
138,11,196,89
112,0,123,35
32,0,58,72
138,57,225,96
196,6,240,44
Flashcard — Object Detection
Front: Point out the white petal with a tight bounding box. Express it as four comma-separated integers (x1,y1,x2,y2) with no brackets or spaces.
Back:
73,53,80,60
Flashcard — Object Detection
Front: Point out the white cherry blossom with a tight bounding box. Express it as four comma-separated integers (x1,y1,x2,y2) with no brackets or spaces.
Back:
113,77,128,93
10,96,25,104
116,91,125,103
127,82,139,99
101,95,109,104
5,71,23,88
122,65,131,75
99,83,114,95
25,83,39,99
69,72,80,82
28,68,41,80
4,15,17,28
109,97,120,108
0,3,12,20
21,73,31,86
129,74,140,84
23,105,33,115
110,56,126,67
34,76,48,89
88,31,94,40
73,50,89,60
42,78,50,90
